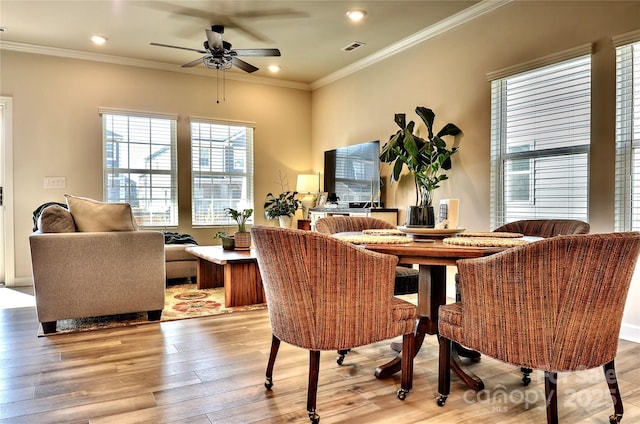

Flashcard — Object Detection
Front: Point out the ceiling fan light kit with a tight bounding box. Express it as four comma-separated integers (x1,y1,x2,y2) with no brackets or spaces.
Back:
151,25,280,74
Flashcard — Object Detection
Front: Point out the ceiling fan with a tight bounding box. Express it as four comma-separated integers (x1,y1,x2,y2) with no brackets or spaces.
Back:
151,25,280,73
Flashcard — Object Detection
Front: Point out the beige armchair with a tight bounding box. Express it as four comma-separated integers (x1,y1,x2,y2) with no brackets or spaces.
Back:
29,231,166,333
251,226,416,423
437,232,640,424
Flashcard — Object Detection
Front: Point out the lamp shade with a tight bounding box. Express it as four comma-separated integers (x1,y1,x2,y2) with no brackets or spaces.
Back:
296,174,318,194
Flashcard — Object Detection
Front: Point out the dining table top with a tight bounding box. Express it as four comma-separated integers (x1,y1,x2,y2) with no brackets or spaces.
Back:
332,231,540,266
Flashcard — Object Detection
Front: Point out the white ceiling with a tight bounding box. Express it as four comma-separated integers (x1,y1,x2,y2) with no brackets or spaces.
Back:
0,1,501,88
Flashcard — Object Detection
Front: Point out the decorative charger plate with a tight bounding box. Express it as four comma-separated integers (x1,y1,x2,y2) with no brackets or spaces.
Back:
362,229,405,236
457,231,524,238
333,234,412,244
443,237,529,247
397,226,465,238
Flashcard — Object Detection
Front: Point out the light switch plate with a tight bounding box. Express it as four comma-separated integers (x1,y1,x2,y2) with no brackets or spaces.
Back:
44,176,66,189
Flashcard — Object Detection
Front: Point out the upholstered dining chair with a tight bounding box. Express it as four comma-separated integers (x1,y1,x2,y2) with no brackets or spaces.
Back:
437,232,640,424
315,216,419,295
493,218,590,237
489,218,590,384
251,225,417,424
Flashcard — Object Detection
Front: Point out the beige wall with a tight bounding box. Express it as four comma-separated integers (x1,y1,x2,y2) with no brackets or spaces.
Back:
312,0,640,233
311,0,640,340
1,51,311,280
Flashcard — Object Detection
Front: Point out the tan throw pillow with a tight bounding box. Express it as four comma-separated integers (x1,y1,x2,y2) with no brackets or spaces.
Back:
37,205,76,233
65,194,138,232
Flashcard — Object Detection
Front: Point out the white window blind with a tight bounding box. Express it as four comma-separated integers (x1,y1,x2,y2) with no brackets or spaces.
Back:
102,111,178,227
191,120,254,227
490,55,591,229
614,40,640,231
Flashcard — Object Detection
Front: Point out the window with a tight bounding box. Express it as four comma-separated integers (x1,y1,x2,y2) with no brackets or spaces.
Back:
191,120,254,226
102,110,178,227
489,51,591,228
615,35,640,231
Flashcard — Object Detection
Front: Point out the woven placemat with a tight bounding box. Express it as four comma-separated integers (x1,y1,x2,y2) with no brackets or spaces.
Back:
362,229,405,236
443,237,529,247
334,234,411,244
457,231,524,238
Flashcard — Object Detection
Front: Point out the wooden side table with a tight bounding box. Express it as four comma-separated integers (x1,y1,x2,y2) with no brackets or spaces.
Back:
185,246,265,307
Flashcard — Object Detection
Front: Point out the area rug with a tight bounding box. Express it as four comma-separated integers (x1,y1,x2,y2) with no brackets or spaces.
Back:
37,284,266,336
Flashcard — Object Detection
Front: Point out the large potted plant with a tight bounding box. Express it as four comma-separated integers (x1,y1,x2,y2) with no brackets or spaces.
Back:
264,191,301,228
380,106,462,227
225,207,253,250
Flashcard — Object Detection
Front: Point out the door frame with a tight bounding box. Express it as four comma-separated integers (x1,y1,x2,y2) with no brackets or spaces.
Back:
1,97,15,286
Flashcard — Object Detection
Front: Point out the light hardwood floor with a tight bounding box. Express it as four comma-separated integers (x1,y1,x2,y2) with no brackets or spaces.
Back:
1,287,639,424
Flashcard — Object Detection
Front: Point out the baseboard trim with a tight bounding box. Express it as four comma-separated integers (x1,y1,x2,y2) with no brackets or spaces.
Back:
620,322,640,343
7,276,33,287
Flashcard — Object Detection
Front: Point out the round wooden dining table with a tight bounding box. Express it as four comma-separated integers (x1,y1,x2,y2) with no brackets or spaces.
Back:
351,237,511,391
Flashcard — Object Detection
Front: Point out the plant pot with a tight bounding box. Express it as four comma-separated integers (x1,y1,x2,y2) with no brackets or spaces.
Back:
221,236,235,251
406,205,435,228
278,215,293,228
234,231,251,250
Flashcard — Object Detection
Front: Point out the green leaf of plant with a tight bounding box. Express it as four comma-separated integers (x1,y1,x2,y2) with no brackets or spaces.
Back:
394,113,406,129
392,159,404,182
415,106,435,140
437,123,462,138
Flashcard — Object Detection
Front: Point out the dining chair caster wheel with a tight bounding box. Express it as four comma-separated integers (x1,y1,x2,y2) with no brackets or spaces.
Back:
336,349,349,365
609,414,622,424
264,377,273,390
308,410,320,423
397,388,408,400
521,367,532,386
436,395,447,406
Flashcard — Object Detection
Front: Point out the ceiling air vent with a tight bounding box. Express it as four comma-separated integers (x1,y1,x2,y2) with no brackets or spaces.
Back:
341,41,366,52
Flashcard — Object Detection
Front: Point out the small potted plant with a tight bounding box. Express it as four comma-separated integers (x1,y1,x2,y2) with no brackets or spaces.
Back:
214,230,235,251
224,207,253,250
264,191,301,228
380,106,462,227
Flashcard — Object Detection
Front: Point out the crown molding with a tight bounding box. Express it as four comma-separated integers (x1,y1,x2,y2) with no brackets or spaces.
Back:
0,40,311,91
310,0,512,90
1,0,510,93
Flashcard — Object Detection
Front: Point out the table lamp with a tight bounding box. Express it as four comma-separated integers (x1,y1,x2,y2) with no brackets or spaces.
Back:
296,173,319,219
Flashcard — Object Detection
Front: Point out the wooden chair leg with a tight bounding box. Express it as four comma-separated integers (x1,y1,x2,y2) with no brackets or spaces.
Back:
603,360,624,423
307,350,320,424
544,372,559,424
264,334,280,389
436,335,451,406
397,333,414,400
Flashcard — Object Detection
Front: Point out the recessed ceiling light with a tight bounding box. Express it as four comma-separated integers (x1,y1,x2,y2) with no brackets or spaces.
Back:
268,65,280,73
346,9,367,22
91,35,108,45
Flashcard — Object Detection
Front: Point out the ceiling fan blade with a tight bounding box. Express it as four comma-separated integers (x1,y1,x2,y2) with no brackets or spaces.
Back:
232,48,281,57
181,57,205,68
232,57,259,73
205,27,224,51
150,42,207,54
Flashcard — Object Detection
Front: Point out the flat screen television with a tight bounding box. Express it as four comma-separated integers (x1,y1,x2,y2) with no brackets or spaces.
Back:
324,140,380,207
